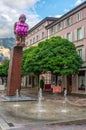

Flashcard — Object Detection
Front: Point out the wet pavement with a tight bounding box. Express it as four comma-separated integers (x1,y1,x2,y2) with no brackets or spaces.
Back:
0,87,86,130
6,124,86,130
5,120,86,130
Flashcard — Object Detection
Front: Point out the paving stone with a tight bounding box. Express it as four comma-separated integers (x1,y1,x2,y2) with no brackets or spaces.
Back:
6,124,86,130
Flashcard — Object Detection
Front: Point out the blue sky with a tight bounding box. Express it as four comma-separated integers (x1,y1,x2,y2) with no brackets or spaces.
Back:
35,0,86,18
35,0,78,18
0,0,85,38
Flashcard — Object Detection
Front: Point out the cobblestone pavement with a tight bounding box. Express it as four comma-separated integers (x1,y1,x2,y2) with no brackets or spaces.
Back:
7,124,86,130
5,120,86,130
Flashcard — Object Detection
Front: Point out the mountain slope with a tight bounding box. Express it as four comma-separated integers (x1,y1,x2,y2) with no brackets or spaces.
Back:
0,38,15,49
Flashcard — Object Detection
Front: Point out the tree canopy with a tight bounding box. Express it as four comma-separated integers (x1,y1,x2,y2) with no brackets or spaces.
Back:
22,36,83,76
22,46,39,76
0,60,9,77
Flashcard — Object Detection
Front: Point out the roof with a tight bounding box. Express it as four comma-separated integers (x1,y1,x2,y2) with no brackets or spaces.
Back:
46,1,86,29
28,17,57,33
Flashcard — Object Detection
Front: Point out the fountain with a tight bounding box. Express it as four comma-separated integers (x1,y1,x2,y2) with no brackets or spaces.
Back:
61,89,68,113
38,88,44,102
0,89,86,128
13,89,20,107
0,85,86,128
16,89,19,98
37,88,46,113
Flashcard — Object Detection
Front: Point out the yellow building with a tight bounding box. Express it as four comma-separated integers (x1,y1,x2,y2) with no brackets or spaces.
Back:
0,46,10,59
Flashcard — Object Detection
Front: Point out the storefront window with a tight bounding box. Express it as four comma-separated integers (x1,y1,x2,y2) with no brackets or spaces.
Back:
78,71,85,91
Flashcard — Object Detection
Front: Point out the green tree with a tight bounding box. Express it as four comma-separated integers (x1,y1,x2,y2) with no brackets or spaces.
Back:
22,36,83,76
22,46,39,76
0,60,9,84
47,37,83,75
0,60,9,77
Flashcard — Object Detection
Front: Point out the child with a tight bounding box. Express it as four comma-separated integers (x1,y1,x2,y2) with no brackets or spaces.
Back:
14,14,28,47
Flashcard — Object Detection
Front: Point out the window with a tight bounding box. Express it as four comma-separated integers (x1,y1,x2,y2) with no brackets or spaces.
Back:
30,39,32,44
36,35,39,41
78,71,85,91
66,17,72,26
77,27,84,40
78,47,85,61
67,32,72,41
78,49,82,58
77,11,82,21
33,37,35,43
58,22,62,31
49,27,54,35
26,41,30,46
42,32,45,38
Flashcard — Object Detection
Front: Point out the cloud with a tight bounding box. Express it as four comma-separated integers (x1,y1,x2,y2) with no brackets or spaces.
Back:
75,0,85,6
64,0,85,14
0,0,41,38
1,0,40,10
64,8,70,13
55,15,62,18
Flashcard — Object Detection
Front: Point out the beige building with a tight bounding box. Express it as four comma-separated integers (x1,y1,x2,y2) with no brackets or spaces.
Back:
0,46,10,64
0,47,10,59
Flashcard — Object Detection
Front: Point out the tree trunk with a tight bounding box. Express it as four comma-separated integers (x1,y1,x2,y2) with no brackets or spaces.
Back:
32,76,34,87
67,75,72,93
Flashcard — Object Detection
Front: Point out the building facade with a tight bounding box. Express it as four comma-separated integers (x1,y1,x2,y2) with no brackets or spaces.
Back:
26,17,57,47
26,1,86,93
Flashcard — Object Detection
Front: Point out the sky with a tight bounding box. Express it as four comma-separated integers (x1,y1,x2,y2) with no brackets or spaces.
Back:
0,0,85,38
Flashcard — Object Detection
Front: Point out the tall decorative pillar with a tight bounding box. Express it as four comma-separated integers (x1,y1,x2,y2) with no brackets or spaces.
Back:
7,46,23,96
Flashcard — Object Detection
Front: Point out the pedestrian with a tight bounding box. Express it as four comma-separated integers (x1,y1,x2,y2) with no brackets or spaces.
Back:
39,76,44,90
14,14,29,47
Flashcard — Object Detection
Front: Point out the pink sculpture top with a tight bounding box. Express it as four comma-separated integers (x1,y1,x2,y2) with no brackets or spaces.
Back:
14,14,29,46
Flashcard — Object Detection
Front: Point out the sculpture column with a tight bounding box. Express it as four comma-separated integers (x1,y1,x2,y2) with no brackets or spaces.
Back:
7,46,23,96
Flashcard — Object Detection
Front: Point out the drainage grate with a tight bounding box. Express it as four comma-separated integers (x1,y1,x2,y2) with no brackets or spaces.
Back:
8,123,14,127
